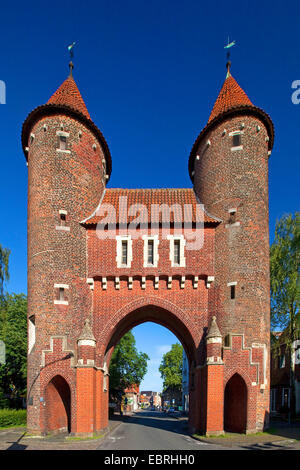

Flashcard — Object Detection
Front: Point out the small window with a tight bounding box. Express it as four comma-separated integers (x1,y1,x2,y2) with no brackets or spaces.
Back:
232,134,241,147
147,240,154,265
121,240,128,266
59,287,65,302
59,135,67,150
174,240,180,265
60,213,66,226
230,285,235,299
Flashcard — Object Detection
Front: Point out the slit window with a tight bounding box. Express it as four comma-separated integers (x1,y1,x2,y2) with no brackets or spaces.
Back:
174,239,181,265
230,285,235,299
232,134,241,147
59,287,65,302
60,213,66,226
121,240,128,266
147,240,154,265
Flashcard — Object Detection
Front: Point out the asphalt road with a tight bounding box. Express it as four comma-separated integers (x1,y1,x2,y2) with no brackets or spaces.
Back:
97,410,230,451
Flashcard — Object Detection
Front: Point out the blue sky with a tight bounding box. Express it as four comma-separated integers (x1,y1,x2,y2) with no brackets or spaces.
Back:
0,0,299,392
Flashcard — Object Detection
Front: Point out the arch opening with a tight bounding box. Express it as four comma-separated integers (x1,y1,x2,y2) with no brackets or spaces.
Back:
103,304,197,368
44,375,71,434
224,373,247,433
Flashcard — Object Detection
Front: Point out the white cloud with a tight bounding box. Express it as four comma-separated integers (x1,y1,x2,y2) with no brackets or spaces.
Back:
156,345,171,356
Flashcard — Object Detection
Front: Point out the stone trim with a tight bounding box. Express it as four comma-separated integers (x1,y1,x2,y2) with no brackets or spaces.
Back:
41,335,75,368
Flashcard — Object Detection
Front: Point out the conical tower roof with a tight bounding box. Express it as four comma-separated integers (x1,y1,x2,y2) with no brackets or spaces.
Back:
188,68,274,181
22,68,112,177
47,75,91,120
206,316,222,339
207,73,253,124
78,318,96,342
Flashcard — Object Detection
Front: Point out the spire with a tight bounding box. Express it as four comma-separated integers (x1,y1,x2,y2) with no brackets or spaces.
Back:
207,72,253,124
78,318,96,342
47,74,91,120
206,316,222,340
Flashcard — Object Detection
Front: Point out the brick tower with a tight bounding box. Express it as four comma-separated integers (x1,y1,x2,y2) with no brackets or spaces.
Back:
22,64,112,433
189,64,274,432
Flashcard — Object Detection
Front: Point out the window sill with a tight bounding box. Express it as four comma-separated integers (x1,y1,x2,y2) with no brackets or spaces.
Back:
56,149,71,154
55,226,70,232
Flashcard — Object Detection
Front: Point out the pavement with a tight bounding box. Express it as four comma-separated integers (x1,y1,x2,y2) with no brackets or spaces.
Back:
0,413,299,450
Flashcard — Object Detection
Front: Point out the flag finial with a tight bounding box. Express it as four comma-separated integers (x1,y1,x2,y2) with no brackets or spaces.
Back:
224,37,236,77
67,42,76,77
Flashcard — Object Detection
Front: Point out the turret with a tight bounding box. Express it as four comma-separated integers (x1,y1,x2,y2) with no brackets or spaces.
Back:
23,65,111,433
189,64,274,345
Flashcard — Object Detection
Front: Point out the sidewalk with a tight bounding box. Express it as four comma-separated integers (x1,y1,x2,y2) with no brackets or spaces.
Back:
192,419,300,449
0,415,126,450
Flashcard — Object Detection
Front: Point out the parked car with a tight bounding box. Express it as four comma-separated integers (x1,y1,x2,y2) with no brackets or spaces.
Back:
168,407,175,413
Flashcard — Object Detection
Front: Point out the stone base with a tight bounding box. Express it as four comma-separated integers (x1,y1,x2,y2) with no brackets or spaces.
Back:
206,430,224,437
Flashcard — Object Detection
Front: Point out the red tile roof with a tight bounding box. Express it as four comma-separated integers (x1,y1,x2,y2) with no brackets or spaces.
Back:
208,73,253,123
83,188,220,225
47,76,91,119
188,72,274,181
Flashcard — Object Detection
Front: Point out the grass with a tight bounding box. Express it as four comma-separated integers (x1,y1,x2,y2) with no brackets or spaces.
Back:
0,409,26,428
66,433,105,441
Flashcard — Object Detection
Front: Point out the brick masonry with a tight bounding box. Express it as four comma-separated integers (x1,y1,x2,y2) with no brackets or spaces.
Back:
23,69,274,436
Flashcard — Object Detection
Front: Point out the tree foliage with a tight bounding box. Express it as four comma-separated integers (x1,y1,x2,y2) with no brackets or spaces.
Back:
0,244,10,296
0,294,27,408
109,331,149,400
159,343,183,392
270,212,300,339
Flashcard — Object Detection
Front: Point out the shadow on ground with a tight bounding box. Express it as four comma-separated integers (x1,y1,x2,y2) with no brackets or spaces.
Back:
111,411,189,436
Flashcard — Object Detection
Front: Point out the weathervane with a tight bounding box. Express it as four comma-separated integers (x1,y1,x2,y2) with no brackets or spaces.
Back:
224,37,236,76
68,42,76,76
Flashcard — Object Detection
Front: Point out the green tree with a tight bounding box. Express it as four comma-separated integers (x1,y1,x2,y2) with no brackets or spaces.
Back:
159,343,183,393
270,212,300,417
109,331,149,401
0,294,27,408
0,244,10,296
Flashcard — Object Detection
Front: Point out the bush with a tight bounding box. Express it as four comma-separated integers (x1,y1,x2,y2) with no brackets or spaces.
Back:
0,409,26,427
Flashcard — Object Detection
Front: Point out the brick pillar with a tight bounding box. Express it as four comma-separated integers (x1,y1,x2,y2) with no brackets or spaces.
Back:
75,318,97,436
205,316,224,436
76,367,96,435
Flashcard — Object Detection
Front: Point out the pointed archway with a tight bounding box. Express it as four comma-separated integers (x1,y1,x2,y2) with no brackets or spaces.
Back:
224,373,247,433
44,375,71,434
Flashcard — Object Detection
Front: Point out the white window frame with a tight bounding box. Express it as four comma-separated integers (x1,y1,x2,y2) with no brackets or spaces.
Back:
54,283,69,305
229,130,243,151
116,235,133,268
167,234,186,267
142,235,159,267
